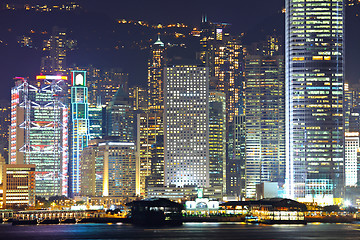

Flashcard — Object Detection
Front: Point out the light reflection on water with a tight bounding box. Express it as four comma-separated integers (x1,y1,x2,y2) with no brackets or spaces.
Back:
0,222,359,240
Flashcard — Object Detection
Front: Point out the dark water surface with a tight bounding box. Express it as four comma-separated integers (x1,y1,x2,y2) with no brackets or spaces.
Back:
1,222,360,240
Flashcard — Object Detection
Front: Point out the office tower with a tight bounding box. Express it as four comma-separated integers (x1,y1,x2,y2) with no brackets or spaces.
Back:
145,135,165,192
164,64,209,188
136,112,163,196
104,68,129,93
70,71,90,195
99,69,129,106
80,139,102,197
0,100,10,163
244,55,285,198
286,0,345,204
98,141,136,197
80,140,136,197
209,91,226,192
345,132,359,187
105,87,134,141
41,26,67,74
86,66,102,106
10,76,69,197
1,164,36,208
246,35,283,57
148,35,166,111
200,20,243,124
226,115,246,198
129,86,148,111
89,105,103,140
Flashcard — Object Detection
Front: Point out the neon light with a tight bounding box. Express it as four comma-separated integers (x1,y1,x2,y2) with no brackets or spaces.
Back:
36,75,68,80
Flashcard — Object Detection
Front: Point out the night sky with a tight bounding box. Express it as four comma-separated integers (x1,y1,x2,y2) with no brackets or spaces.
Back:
1,0,360,101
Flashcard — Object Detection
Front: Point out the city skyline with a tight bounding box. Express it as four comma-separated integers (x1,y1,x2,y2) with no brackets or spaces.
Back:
2,0,360,212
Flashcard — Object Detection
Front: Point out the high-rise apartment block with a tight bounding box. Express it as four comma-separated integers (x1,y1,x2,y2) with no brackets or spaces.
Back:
244,55,285,198
11,76,69,197
286,0,345,204
164,64,209,188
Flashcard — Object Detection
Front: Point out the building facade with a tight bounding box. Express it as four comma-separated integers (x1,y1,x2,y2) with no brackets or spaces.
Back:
70,71,90,195
105,87,134,141
10,76,68,197
344,132,359,187
1,164,36,208
245,55,285,198
148,35,166,111
164,64,209,188
209,91,226,192
285,0,345,204
98,141,136,197
136,112,163,196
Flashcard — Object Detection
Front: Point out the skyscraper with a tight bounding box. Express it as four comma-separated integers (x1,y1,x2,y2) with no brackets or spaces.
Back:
200,21,243,124
148,35,166,111
70,70,90,195
40,26,67,74
129,86,148,111
209,91,226,192
164,64,209,188
244,55,285,198
226,115,246,198
344,132,359,187
286,0,345,204
136,112,163,196
98,141,136,197
11,76,69,197
105,87,134,141
80,140,136,197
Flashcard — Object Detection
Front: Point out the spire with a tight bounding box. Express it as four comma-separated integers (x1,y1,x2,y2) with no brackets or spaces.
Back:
154,34,164,47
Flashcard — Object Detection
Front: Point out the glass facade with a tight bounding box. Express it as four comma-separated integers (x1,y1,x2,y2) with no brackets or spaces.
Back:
70,71,90,195
10,76,68,197
244,55,285,198
286,0,345,203
209,91,226,192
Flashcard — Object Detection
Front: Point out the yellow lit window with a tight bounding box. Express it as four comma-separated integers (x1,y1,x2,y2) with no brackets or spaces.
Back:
293,57,305,61
312,56,323,60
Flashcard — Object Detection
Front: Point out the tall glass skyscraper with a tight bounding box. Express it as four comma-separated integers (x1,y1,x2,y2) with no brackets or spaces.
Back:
245,55,285,198
285,0,345,204
70,70,90,195
11,76,69,197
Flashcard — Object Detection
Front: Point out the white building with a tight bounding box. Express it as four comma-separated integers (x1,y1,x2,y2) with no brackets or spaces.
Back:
345,132,359,187
164,64,209,188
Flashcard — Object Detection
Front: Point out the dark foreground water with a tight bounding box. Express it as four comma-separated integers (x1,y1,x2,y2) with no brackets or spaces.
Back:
1,222,360,240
